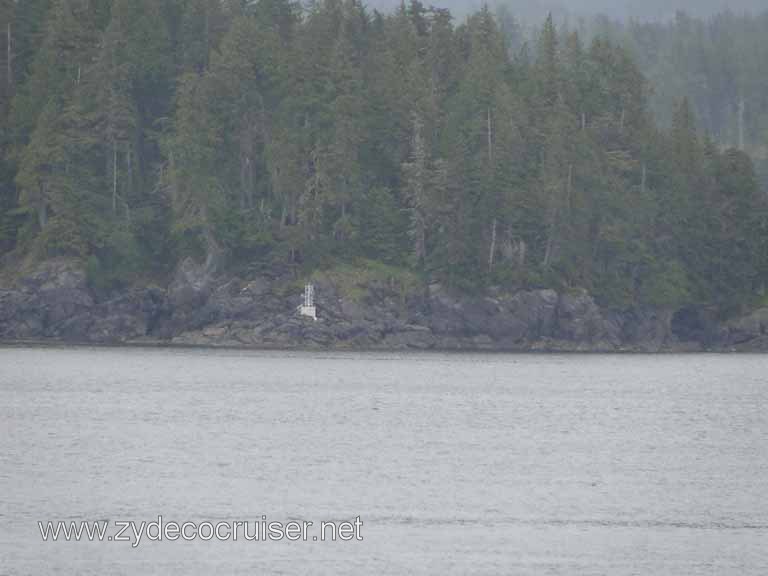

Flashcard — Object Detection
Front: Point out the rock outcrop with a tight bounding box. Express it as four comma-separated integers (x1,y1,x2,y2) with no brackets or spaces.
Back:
0,260,166,343
723,308,768,350
1,260,93,340
0,258,765,351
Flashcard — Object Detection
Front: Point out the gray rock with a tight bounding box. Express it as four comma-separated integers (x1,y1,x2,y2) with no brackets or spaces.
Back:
731,334,768,351
0,289,31,325
495,289,559,341
37,262,93,330
555,290,620,346
621,307,673,352
383,329,436,350
0,259,95,339
4,256,758,352
56,312,96,340
203,279,263,323
427,284,468,335
168,257,214,313
727,308,768,344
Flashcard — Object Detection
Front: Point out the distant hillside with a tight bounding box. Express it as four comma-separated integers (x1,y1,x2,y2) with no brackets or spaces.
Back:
365,0,767,21
1,0,766,319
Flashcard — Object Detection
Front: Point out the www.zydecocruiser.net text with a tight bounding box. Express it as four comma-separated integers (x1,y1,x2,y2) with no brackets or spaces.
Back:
38,516,364,547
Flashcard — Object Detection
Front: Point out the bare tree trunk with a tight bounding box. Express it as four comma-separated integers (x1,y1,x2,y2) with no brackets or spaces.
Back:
487,108,495,274
543,199,556,269
543,233,554,269
245,157,252,210
168,151,178,205
239,157,248,211
6,22,11,89
487,107,493,164
413,213,426,267
201,207,221,273
239,114,255,211
488,217,497,273
544,167,570,269
641,162,647,194
248,158,254,209
38,202,47,229
738,97,745,151
126,145,133,198
112,141,118,214
37,181,48,229
418,220,426,266
619,106,625,133
204,6,210,71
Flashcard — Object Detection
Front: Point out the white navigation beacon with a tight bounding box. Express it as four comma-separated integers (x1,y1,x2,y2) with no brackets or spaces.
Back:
298,283,317,321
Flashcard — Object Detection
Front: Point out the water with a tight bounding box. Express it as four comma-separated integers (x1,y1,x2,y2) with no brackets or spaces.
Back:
1,347,767,575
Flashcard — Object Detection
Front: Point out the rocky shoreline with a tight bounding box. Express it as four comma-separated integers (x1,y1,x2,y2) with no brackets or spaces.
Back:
1,258,767,352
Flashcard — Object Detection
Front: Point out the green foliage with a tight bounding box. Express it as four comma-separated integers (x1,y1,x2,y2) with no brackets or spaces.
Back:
86,226,142,292
638,260,691,309
0,0,765,319
312,259,422,303
211,204,274,263
38,212,89,257
356,186,408,265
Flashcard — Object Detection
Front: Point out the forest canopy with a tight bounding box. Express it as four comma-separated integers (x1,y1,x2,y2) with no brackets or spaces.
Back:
0,0,766,315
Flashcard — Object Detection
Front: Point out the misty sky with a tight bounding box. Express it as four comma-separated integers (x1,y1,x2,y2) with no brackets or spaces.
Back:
367,0,768,21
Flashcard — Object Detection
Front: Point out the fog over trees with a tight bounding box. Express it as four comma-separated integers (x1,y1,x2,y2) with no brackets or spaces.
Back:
366,0,767,21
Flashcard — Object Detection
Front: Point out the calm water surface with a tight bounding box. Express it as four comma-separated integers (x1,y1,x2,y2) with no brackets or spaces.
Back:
1,347,767,575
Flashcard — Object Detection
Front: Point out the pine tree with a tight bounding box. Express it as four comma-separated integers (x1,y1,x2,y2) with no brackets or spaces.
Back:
7,0,50,86
327,8,366,244
0,3,765,313
11,0,99,140
401,113,430,267
535,13,560,109
164,71,221,259
12,0,101,252
178,0,228,73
